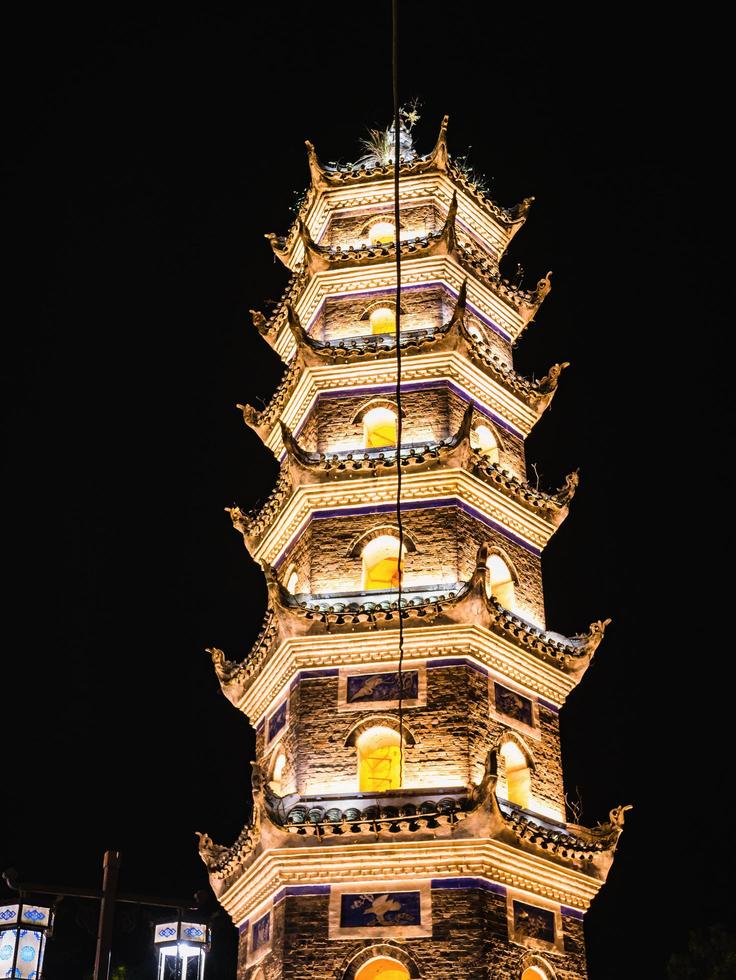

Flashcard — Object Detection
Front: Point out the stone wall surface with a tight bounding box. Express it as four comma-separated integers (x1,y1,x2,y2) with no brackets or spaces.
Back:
239,890,587,979
254,665,564,813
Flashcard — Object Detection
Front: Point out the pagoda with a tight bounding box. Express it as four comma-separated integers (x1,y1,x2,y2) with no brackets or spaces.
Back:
198,112,628,980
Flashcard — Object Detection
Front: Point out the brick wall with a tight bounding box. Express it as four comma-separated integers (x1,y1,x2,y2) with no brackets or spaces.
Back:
239,889,587,979
285,506,542,619
255,665,564,815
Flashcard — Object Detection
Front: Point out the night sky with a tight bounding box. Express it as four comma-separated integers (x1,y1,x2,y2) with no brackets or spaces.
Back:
2,7,725,979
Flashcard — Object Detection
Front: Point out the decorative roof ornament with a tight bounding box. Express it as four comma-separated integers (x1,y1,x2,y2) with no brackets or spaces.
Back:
353,102,421,169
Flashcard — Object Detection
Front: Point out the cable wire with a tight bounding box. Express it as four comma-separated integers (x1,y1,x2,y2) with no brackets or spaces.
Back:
391,0,405,785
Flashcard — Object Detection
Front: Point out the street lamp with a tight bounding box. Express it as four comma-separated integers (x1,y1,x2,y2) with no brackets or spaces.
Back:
0,901,54,978
153,914,210,979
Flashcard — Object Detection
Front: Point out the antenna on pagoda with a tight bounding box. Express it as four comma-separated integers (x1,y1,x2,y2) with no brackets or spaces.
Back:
392,0,406,787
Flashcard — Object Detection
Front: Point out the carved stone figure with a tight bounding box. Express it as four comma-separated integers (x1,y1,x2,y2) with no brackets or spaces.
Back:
537,361,570,394
557,469,580,505
195,831,230,869
205,647,242,685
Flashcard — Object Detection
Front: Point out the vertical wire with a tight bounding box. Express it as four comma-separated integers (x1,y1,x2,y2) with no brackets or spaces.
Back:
391,0,405,786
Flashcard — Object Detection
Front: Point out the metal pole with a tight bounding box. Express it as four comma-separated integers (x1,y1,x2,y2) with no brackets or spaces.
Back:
92,849,121,980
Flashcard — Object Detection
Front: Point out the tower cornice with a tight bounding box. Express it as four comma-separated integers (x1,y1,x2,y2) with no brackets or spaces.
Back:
283,116,533,268
232,455,576,563
206,551,610,719
254,247,549,355
214,835,606,928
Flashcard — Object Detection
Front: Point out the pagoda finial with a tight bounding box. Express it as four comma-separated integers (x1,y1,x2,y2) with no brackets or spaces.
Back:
430,114,450,171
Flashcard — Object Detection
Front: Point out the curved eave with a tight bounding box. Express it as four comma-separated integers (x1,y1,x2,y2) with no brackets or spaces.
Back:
214,835,604,927
268,253,541,358
227,620,587,726
246,354,541,457
282,163,531,273
244,468,563,564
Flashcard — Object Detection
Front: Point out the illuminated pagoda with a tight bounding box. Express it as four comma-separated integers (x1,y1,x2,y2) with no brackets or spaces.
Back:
199,111,628,979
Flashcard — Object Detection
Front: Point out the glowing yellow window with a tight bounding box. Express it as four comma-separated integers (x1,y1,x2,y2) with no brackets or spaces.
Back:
369,306,396,334
286,569,299,593
369,221,396,245
471,423,499,463
362,535,403,591
500,741,531,809
357,727,401,792
269,750,286,795
487,553,515,609
363,406,397,448
356,958,410,980
522,969,548,980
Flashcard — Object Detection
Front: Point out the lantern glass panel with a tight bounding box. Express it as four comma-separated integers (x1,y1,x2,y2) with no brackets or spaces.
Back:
0,903,53,979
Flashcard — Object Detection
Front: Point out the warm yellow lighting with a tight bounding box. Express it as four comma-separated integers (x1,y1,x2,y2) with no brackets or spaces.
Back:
487,553,515,609
356,958,409,980
521,969,548,980
357,726,401,792
269,750,286,795
500,741,531,809
369,221,396,245
362,535,403,591
286,570,299,593
363,406,397,448
369,307,396,334
471,423,499,463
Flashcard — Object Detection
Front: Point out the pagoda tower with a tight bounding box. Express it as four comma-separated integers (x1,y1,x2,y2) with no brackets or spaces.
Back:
199,113,628,980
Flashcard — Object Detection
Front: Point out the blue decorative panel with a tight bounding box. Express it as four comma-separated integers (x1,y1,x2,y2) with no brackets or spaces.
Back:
512,901,555,944
340,891,421,929
347,671,418,704
251,911,271,953
494,683,533,727
267,702,287,742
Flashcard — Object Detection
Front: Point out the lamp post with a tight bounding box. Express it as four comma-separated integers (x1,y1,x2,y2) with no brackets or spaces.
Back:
0,900,54,978
153,914,210,979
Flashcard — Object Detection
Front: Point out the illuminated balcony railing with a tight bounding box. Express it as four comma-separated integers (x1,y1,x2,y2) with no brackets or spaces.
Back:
299,581,462,612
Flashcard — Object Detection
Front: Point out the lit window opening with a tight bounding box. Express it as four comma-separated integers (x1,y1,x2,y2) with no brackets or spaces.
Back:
363,407,398,448
369,306,396,334
368,221,396,245
361,535,404,591
499,741,531,809
486,553,515,609
356,957,410,980
357,726,402,793
470,423,499,463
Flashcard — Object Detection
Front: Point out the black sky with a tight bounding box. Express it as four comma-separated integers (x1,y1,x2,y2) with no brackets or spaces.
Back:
1,6,725,978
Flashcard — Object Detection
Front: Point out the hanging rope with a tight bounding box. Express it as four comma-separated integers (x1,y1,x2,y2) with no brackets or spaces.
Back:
391,0,406,785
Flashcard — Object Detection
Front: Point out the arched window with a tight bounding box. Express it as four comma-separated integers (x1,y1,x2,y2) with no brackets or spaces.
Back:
368,221,396,245
521,969,548,980
363,406,398,448
356,958,409,980
500,740,531,809
357,726,401,792
283,563,299,594
369,306,396,334
470,423,499,463
269,749,287,795
487,552,515,609
362,535,403,591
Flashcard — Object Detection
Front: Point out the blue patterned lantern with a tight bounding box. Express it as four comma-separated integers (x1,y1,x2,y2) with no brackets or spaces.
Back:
153,915,210,979
0,902,53,978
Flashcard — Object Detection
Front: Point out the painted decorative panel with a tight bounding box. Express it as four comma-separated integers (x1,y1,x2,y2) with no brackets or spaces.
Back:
338,666,425,712
513,900,554,943
267,701,288,743
328,881,432,939
494,682,534,728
